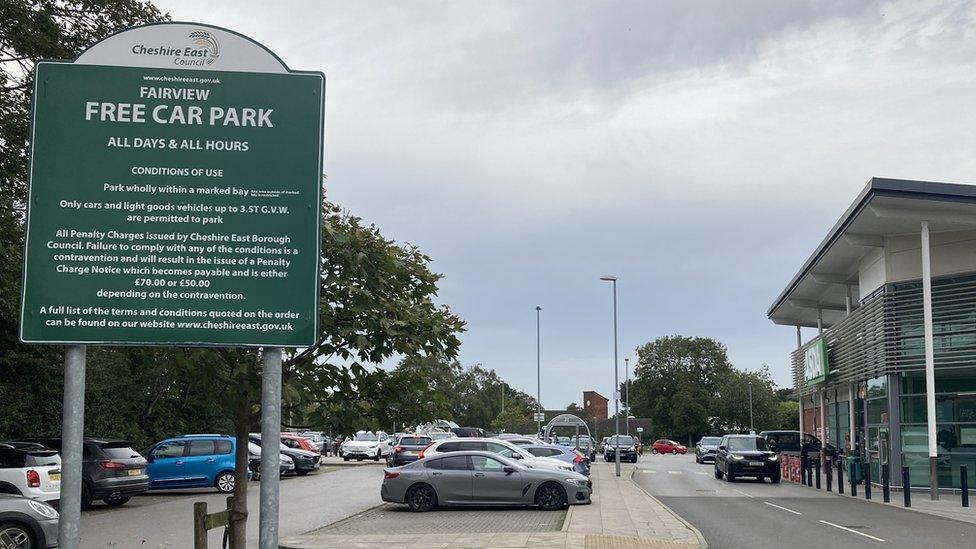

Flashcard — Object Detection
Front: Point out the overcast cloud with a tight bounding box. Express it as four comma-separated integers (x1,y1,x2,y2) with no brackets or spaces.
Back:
160,0,976,408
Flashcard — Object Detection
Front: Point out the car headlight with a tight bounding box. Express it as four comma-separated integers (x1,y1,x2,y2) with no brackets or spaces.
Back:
28,499,58,519
565,478,589,487
730,454,744,460
768,454,779,461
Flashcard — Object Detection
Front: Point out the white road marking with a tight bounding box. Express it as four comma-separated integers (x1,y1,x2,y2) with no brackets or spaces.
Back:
667,471,682,474
696,471,709,475
638,470,657,474
818,520,885,542
763,501,802,515
732,488,755,499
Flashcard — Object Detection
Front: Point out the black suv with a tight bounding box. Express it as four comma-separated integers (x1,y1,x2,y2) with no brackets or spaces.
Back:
604,435,638,463
20,437,148,508
714,434,781,483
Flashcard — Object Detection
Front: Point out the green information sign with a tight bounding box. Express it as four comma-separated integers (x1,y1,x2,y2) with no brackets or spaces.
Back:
804,337,829,386
20,24,324,347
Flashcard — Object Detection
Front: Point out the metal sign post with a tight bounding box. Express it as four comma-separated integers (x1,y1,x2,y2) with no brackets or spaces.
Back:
20,22,325,547
58,345,86,548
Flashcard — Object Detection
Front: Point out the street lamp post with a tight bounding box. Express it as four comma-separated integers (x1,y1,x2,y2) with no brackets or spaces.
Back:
748,381,754,433
536,306,542,436
625,357,630,437
600,275,621,477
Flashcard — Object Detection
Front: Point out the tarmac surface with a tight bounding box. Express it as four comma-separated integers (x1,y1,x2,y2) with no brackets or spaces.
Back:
634,453,976,549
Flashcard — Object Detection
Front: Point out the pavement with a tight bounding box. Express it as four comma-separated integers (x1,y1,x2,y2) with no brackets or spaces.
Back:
79,463,384,548
634,453,976,549
280,460,703,548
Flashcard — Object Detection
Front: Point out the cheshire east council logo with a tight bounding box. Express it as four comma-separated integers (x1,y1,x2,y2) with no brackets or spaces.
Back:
188,30,220,65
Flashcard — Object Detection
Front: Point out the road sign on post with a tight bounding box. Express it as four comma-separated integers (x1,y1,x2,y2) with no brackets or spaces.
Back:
637,427,644,433
20,22,325,549
21,24,324,348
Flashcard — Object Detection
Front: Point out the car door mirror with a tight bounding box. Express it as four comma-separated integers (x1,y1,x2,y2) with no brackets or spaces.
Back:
146,455,154,463
718,445,726,451
512,453,523,459
503,466,516,474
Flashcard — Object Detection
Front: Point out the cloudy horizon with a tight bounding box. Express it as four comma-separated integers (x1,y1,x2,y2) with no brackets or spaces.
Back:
158,0,976,408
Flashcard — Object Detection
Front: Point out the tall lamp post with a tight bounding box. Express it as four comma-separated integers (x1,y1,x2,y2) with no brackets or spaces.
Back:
600,275,621,477
536,305,543,436
625,358,630,437
748,381,754,433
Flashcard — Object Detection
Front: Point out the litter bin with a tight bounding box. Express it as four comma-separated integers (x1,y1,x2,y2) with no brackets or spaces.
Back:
846,455,862,483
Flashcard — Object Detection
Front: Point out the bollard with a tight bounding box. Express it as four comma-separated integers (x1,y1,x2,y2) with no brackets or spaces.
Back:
902,466,911,508
826,458,833,492
851,465,857,497
882,464,890,503
837,458,844,494
864,464,872,500
815,459,821,489
962,465,969,508
808,457,814,487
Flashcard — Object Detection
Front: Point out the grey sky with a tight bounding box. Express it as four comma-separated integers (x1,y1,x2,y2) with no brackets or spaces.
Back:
160,0,976,408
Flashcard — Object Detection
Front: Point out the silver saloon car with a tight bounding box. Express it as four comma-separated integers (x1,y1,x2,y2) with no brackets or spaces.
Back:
381,451,592,512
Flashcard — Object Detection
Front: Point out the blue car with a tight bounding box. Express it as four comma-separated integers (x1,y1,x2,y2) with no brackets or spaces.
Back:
143,434,238,493
522,444,590,476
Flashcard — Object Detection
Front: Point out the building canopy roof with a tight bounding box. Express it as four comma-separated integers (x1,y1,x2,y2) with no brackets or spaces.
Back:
767,178,976,329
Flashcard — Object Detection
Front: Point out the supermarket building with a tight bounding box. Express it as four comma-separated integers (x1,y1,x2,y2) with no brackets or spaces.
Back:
767,177,976,492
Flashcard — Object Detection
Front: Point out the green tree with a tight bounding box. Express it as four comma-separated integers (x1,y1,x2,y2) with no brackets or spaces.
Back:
711,367,781,433
490,404,529,433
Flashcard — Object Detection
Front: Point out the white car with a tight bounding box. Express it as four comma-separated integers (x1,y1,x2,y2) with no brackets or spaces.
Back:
0,442,61,505
340,431,393,461
418,438,573,472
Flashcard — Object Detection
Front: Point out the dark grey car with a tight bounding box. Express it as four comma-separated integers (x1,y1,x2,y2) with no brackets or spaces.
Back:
0,493,59,548
695,436,721,463
381,451,591,512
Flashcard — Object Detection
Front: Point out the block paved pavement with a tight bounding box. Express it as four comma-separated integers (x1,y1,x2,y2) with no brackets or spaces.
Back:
280,461,704,548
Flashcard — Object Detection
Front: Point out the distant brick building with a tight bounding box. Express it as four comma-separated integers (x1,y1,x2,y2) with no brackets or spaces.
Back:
583,390,608,420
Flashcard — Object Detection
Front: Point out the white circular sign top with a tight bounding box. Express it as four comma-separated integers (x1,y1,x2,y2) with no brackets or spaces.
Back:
75,22,289,74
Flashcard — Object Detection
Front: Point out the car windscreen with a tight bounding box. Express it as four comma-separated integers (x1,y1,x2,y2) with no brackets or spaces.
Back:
609,436,632,446
354,433,378,441
24,452,60,467
101,446,141,459
727,437,768,452
700,437,721,445
397,437,430,446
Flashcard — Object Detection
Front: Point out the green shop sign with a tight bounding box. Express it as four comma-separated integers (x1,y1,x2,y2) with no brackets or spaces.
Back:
20,23,324,347
804,337,829,386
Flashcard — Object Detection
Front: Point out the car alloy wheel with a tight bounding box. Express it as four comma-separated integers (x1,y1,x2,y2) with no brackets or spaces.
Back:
671,449,678,455
535,482,567,511
406,484,437,512
0,523,34,549
651,449,658,454
216,472,236,493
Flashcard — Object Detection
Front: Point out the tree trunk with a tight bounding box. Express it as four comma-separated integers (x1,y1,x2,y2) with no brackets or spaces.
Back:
229,397,250,548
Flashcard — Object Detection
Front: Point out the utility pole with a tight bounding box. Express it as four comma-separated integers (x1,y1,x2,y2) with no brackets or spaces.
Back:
748,381,754,433
600,275,621,477
536,305,542,436
625,358,630,437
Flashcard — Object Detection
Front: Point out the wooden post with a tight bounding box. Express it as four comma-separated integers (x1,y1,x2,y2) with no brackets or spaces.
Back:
194,502,208,549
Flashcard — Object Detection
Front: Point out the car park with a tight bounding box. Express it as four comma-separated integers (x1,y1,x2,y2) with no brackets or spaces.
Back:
20,437,148,509
714,434,780,483
250,435,320,475
0,442,61,507
247,442,294,480
604,435,639,463
389,435,432,467
695,436,721,463
144,434,238,493
651,439,686,455
0,493,59,548
419,438,574,472
381,451,591,512
339,431,393,462
522,444,589,476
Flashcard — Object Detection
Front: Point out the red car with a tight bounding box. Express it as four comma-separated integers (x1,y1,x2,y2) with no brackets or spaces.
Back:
281,433,318,454
651,439,687,455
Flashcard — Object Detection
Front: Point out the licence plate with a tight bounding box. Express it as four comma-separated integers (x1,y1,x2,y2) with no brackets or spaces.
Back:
404,451,417,456
48,472,60,482
749,461,763,467
127,468,143,476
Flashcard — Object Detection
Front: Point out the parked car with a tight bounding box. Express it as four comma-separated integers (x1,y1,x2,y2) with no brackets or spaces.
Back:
651,439,687,455
568,435,598,462
389,435,432,467
522,444,589,476
247,442,293,480
419,438,574,472
450,427,485,438
299,432,327,452
714,434,780,483
427,431,457,441
695,436,722,463
280,433,318,454
0,493,59,548
759,430,836,457
0,442,61,507
143,434,238,493
500,437,541,447
598,437,610,455
604,435,639,463
249,435,320,475
381,451,591,511
339,431,393,462
19,437,148,508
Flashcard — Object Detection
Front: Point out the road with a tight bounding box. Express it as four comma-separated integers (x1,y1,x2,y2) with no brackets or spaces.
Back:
80,463,384,548
632,453,976,549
